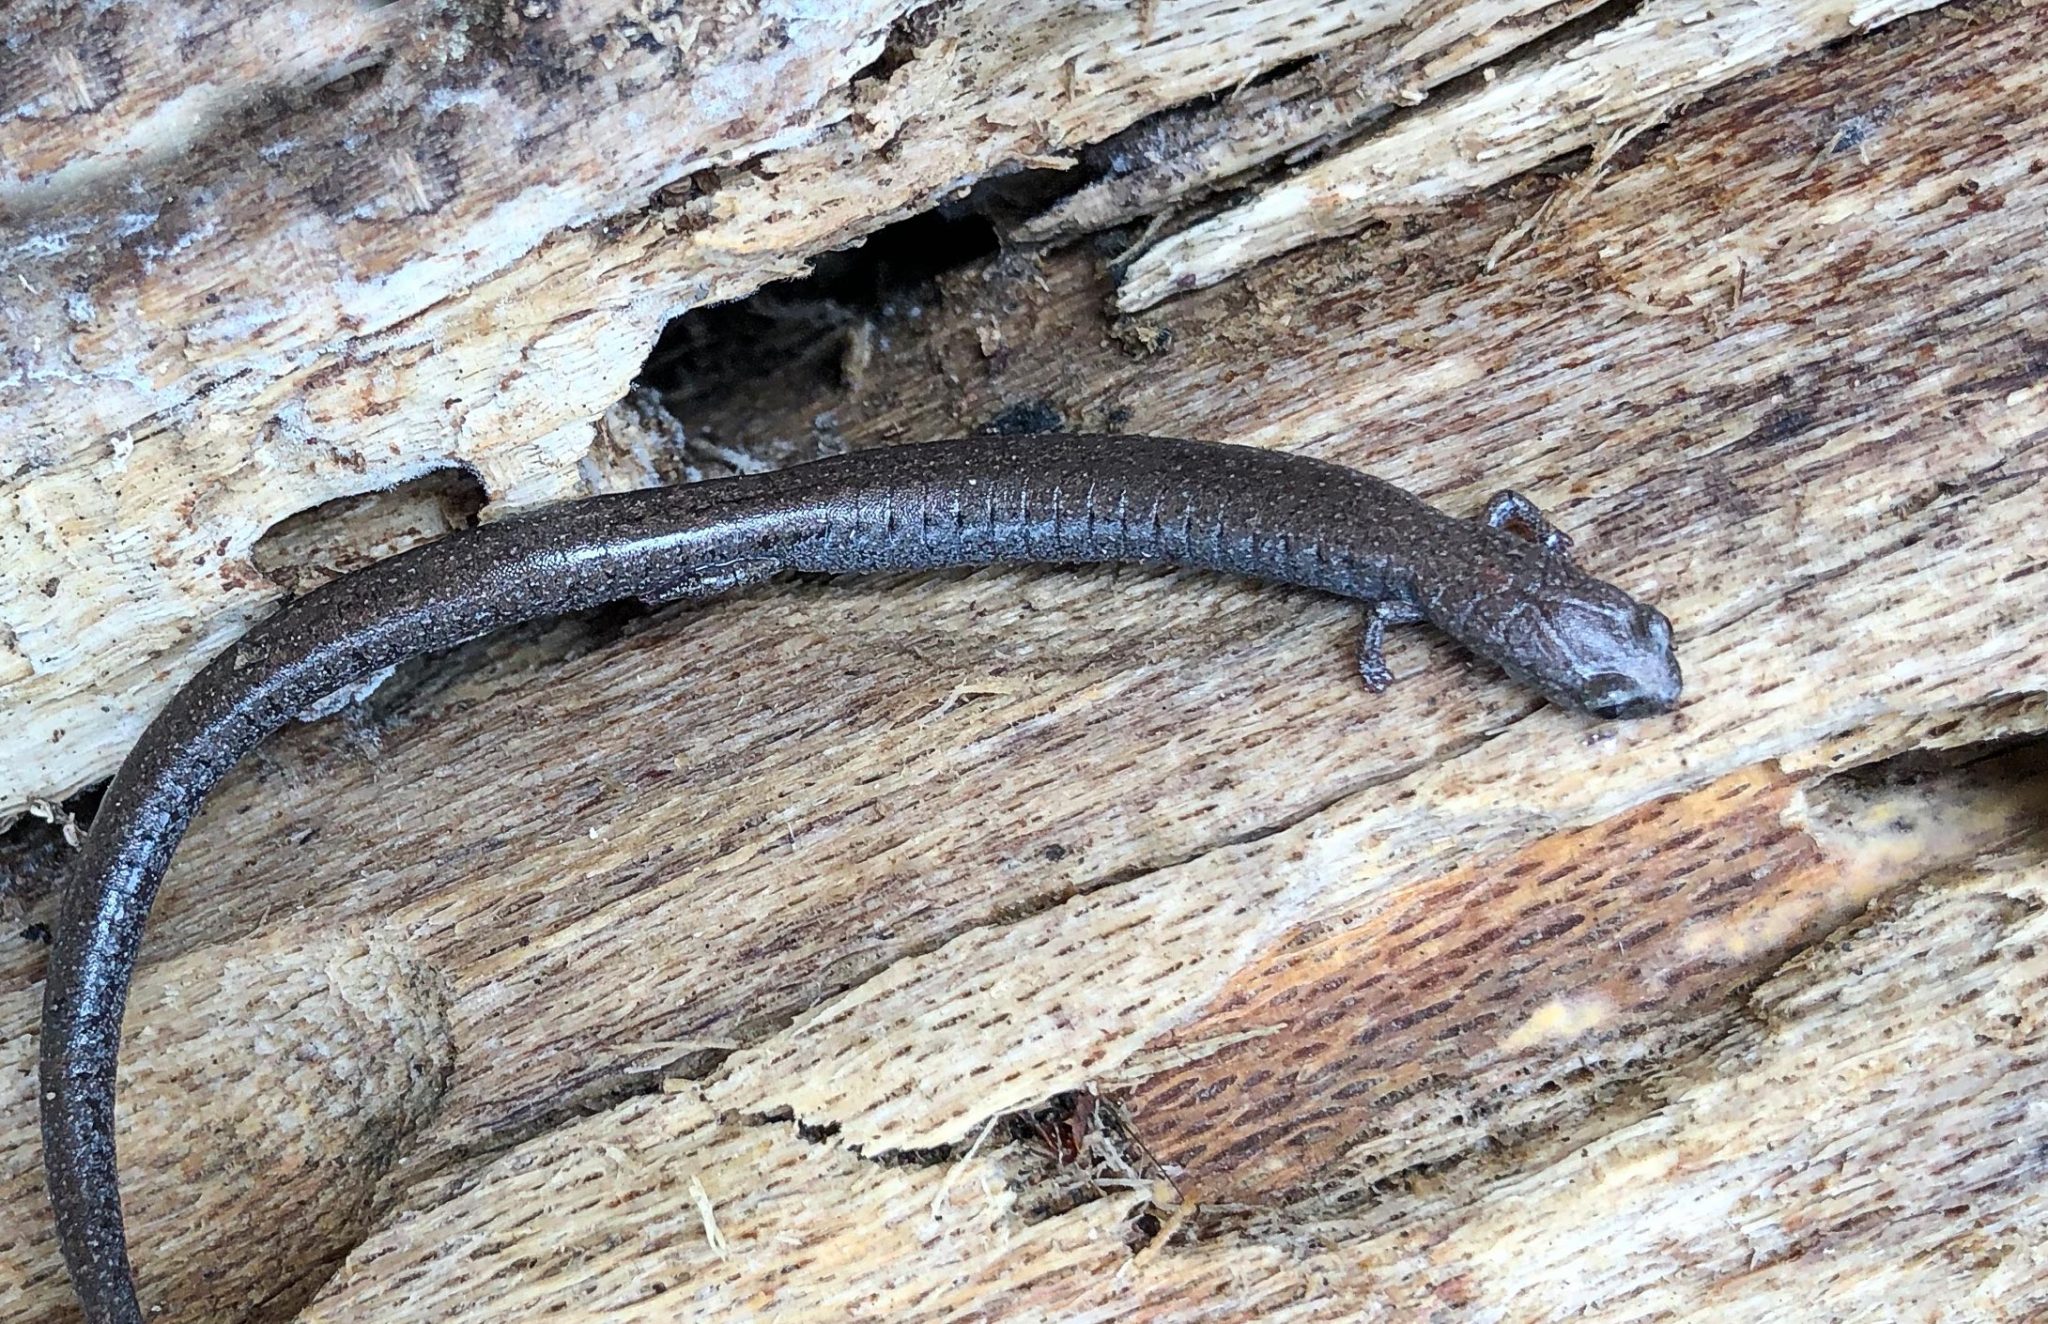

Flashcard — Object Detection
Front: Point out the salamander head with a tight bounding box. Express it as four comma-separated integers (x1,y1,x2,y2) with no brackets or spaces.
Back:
1424,549,1683,720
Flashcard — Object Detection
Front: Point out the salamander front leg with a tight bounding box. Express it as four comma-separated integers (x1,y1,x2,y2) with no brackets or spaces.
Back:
1483,490,1574,556
1357,599,1426,692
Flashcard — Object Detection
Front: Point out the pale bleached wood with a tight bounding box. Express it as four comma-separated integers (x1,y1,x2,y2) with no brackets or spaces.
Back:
1115,0,1962,310
2,1,2044,1321
0,3,403,194
0,0,1383,818
1014,0,1611,245
266,853,2048,1322
300,1088,1148,1322
1,933,455,1318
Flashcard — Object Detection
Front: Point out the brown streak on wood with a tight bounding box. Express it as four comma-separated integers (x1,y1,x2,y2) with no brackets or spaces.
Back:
1117,757,2033,1211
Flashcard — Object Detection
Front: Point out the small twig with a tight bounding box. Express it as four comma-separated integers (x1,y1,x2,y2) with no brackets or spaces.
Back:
928,1112,1002,1223
25,796,84,848
1109,209,1179,270
1486,100,1682,272
920,676,1027,724
688,1174,729,1260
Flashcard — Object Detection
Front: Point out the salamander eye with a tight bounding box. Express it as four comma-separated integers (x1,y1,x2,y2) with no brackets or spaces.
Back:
1631,605,1672,649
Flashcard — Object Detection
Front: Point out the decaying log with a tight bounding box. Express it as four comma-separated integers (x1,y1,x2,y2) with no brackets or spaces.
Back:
1,0,1389,818
3,0,2046,1321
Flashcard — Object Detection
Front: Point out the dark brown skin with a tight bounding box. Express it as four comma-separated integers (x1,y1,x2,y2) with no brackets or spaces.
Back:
39,434,1681,1322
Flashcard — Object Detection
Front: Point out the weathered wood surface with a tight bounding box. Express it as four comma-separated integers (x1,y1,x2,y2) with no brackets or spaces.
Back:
2,0,1388,817
4,0,2047,1321
0,0,1962,817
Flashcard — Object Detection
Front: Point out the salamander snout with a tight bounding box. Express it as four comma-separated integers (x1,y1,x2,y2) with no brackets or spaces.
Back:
1560,602,1682,719
1443,577,1684,721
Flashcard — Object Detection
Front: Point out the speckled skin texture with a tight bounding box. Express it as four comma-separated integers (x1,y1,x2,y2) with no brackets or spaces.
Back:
39,434,1680,1323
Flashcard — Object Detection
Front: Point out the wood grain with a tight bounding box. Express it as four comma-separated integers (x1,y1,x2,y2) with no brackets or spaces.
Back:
0,0,1387,816
1114,0,1963,309
2,0,2045,1321
289,849,2048,1322
2,934,453,1318
1122,756,2046,1210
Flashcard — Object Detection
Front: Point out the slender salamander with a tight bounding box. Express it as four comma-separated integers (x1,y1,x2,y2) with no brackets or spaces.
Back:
40,433,1681,1322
